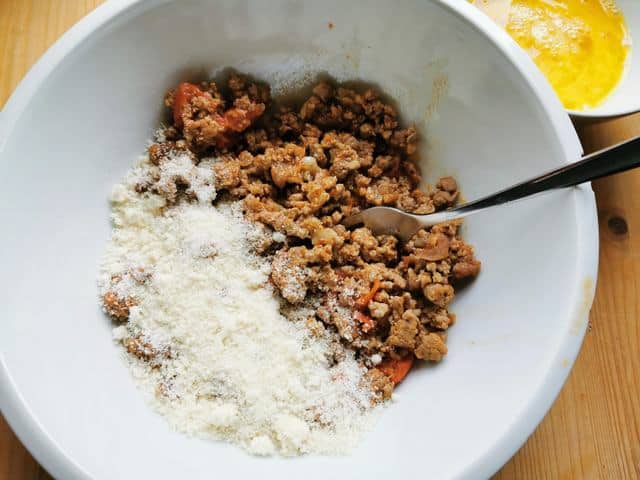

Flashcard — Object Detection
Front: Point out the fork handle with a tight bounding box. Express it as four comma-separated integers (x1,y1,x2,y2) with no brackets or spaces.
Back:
454,134,640,216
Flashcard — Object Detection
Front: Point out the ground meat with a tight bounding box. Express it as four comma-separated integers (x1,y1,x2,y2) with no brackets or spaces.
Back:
368,301,389,319
366,368,394,402
452,258,482,281
350,228,398,264
145,74,481,399
103,292,136,320
421,306,455,330
386,310,419,349
270,248,311,303
148,141,182,165
227,72,270,103
389,126,418,155
122,335,172,368
414,331,448,361
165,76,268,152
424,283,455,307
213,157,242,189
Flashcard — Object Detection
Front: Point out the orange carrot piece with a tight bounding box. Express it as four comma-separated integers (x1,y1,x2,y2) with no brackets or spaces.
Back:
172,82,204,128
221,103,265,132
355,279,381,309
354,311,375,333
378,356,415,385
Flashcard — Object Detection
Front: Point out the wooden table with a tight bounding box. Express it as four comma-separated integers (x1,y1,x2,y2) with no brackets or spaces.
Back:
1,2,638,478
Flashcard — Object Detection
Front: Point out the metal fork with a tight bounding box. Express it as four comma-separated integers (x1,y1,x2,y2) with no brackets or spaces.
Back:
343,134,640,242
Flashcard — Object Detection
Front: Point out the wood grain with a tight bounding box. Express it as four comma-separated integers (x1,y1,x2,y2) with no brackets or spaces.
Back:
0,2,638,479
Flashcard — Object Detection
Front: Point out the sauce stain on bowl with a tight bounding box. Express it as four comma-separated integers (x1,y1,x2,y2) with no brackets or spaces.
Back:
570,276,595,336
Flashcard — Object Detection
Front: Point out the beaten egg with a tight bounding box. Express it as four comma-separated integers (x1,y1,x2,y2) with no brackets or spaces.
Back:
474,0,630,111
507,0,630,110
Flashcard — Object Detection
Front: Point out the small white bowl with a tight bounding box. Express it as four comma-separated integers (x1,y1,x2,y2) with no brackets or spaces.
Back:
0,1,597,479
568,0,639,118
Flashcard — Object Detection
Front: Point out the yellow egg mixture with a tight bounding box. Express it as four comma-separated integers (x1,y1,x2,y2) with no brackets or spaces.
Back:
506,0,630,110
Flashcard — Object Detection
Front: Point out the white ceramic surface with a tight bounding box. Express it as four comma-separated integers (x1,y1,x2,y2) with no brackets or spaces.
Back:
568,0,640,118
0,1,598,479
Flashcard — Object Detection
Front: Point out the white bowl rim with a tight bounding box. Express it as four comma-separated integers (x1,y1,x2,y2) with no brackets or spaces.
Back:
0,0,598,479
568,105,640,119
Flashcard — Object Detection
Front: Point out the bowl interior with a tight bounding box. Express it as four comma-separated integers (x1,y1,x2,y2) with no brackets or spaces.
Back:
0,1,594,479
569,0,640,118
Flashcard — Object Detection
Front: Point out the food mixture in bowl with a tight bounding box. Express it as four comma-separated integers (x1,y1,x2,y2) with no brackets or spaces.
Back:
99,72,480,456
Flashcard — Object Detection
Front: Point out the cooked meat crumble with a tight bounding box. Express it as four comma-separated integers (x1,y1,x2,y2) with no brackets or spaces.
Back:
104,72,480,401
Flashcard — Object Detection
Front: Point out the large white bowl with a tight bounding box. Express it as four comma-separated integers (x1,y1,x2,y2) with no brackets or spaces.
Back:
0,1,598,479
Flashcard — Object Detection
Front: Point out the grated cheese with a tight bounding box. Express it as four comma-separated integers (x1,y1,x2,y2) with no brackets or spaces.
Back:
98,155,382,456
